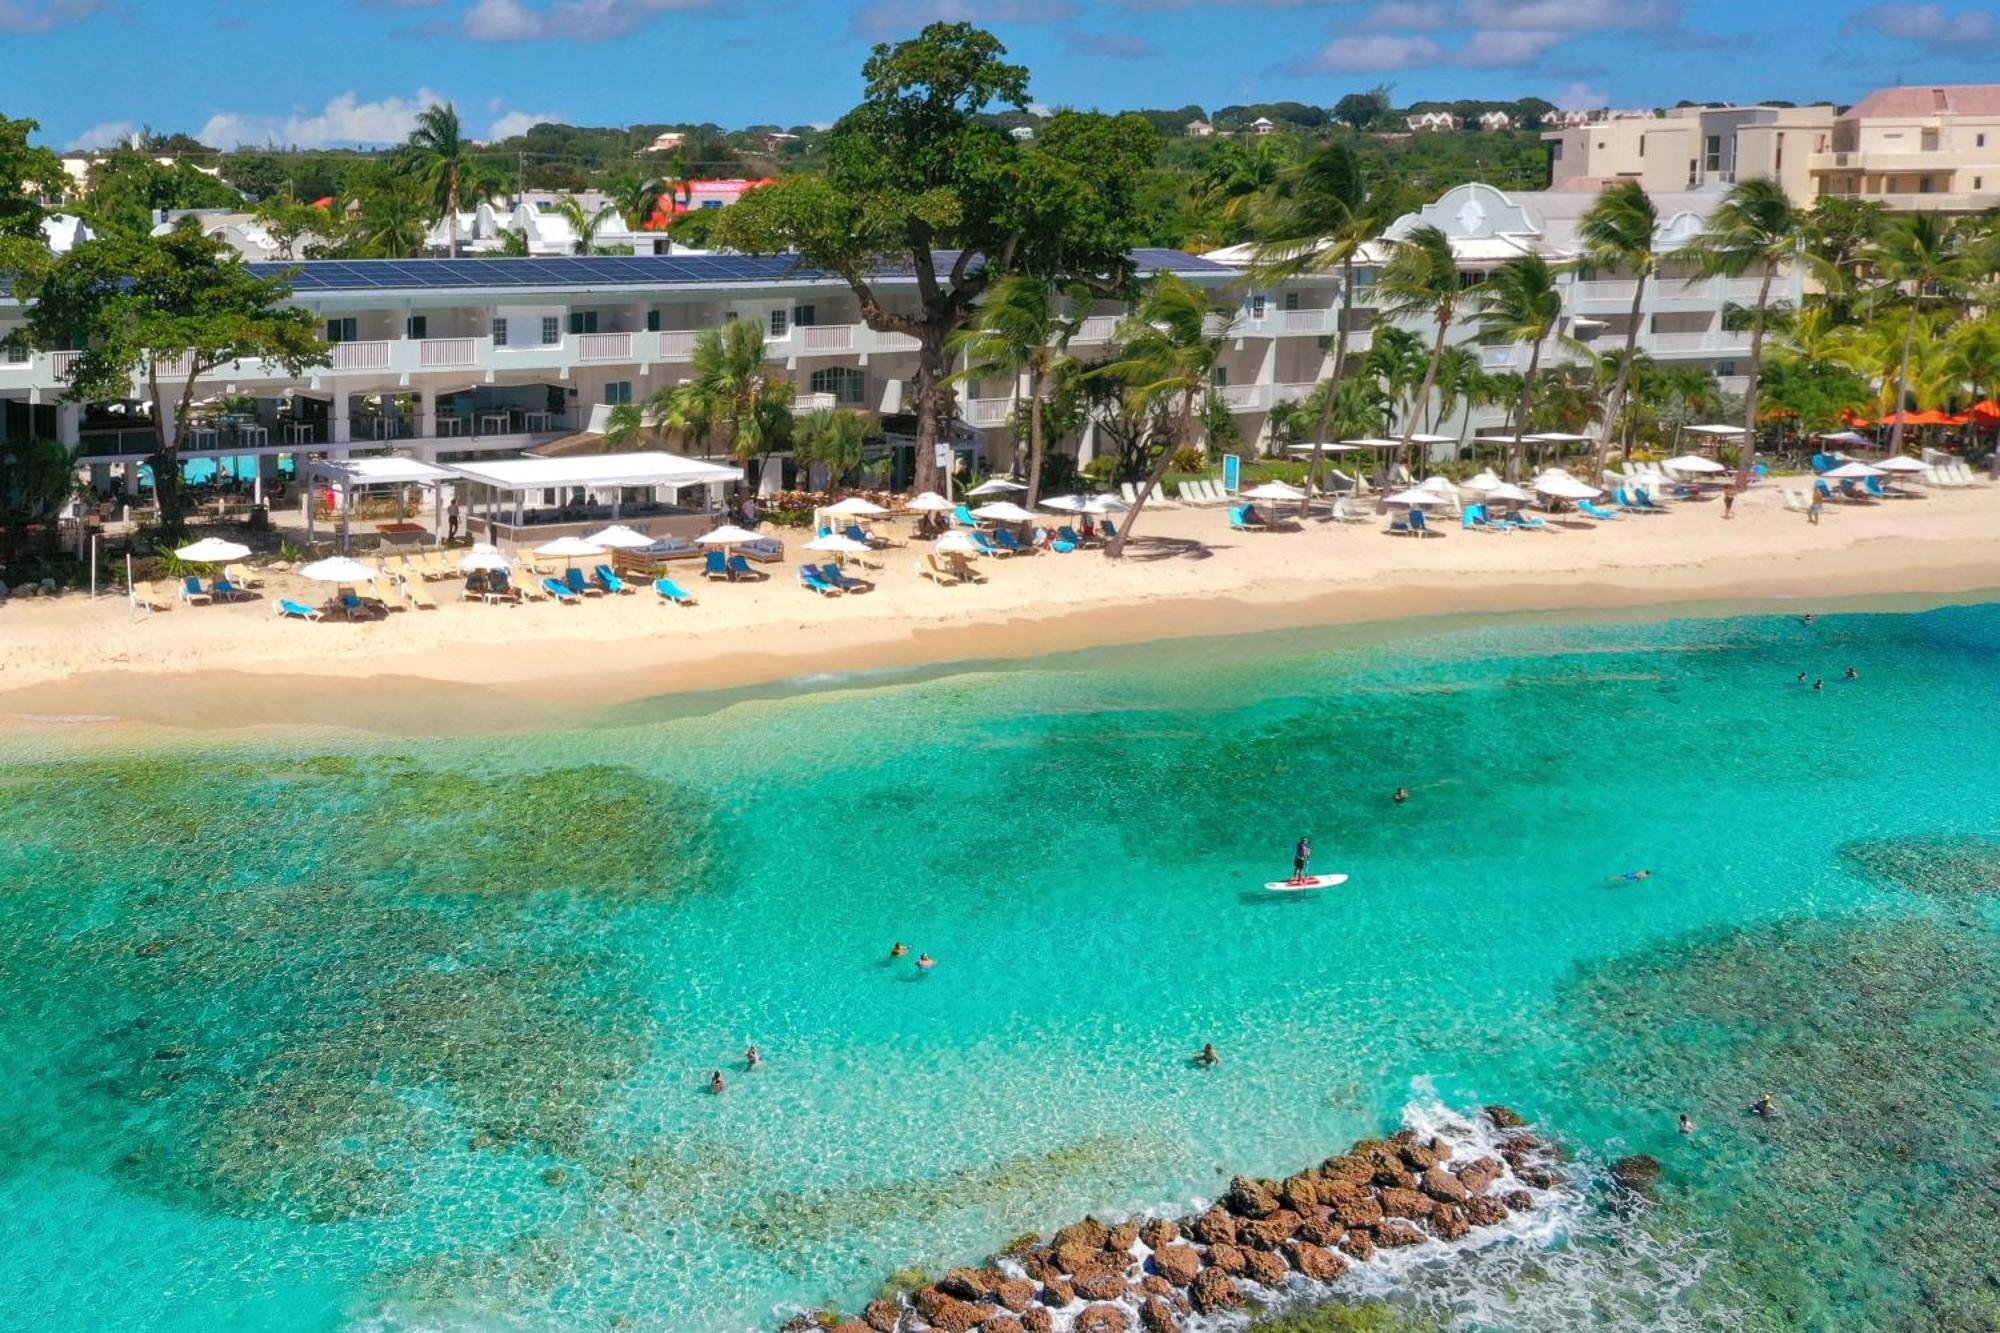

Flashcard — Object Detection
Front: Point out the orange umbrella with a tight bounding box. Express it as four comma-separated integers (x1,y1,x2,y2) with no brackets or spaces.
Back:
1968,399,2000,423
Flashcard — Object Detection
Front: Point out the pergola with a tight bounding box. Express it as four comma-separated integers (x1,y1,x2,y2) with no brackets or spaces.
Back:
441,451,744,546
301,456,458,552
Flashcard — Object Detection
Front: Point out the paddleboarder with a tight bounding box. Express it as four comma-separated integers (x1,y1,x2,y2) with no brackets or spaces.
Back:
1291,835,1312,884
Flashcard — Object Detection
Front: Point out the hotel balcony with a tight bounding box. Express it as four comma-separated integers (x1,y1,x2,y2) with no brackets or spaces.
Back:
1568,276,1769,310
1238,307,1338,339
1215,381,1317,413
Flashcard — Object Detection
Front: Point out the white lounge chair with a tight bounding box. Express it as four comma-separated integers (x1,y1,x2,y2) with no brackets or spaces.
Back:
1331,497,1371,523
1781,489,1807,513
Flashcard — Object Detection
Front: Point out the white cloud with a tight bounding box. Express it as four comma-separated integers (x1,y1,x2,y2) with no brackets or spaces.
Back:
488,109,562,140
1459,0,1675,28
197,89,450,149
1847,3,1999,49
463,0,543,38
849,0,1076,40
1452,28,1565,65
1360,0,1449,29
0,0,105,34
1553,80,1609,111
462,0,716,42
65,120,135,151
1298,32,1443,70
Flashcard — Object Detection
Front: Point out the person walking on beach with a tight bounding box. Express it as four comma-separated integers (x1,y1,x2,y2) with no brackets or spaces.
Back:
1291,835,1312,882
1807,494,1823,525
446,498,461,542
1723,490,1735,520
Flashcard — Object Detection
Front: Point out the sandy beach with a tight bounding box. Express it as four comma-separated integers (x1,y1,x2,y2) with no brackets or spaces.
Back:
2,482,1996,731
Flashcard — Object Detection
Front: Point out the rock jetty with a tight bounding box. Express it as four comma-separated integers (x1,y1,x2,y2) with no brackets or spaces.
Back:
783,1106,1564,1333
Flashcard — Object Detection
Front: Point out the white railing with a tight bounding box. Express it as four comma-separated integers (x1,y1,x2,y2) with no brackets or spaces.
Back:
419,337,478,368
964,397,1014,427
1072,315,1119,345
874,330,922,354
801,324,856,353
1269,382,1317,404
331,340,391,371
1715,277,1768,302
576,332,633,363
52,350,83,380
1281,308,1333,334
792,391,838,414
657,330,700,361
1647,331,1751,355
152,352,194,379
1217,384,1263,410
1571,279,1639,302
1480,346,1518,369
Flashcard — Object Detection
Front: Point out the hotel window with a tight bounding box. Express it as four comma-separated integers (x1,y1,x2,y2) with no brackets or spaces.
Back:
646,309,661,332
492,317,508,346
603,381,632,406
794,304,816,327
404,315,427,339
769,308,789,338
324,317,357,343
809,366,866,404
1775,133,1784,173
0,343,26,365
1250,294,1267,320
1977,134,1987,148
1704,135,1722,173
1283,291,1301,311
540,317,560,345
567,311,598,334
1213,366,1229,386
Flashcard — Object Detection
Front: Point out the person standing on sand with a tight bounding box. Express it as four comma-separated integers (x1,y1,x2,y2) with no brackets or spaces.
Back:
446,498,460,542
1722,490,1735,520
1808,494,1823,525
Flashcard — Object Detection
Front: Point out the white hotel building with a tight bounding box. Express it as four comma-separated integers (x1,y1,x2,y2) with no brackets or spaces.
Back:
0,182,1789,502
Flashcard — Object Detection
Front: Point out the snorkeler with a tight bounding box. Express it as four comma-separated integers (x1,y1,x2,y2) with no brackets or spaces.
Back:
1608,870,1654,883
1845,667,1858,680
1749,1092,1776,1118
1678,1114,1694,1135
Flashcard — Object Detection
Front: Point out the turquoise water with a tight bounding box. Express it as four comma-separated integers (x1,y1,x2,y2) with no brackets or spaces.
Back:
1,601,1997,1331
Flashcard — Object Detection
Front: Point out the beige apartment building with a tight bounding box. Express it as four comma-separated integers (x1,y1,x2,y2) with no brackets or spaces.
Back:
1811,84,2000,213
1543,104,1836,200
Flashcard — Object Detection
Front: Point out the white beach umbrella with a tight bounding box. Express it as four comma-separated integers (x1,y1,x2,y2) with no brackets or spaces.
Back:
903,491,956,512
1079,493,1129,515
1524,432,1594,443
1238,481,1307,502
803,532,871,554
1815,430,1874,447
1872,454,1927,474
585,524,656,549
1460,470,1505,493
1534,475,1604,500
971,501,1037,523
1384,488,1449,507
934,531,983,555
1285,441,1363,454
823,496,890,517
536,536,609,558
1481,482,1534,503
1663,454,1728,474
174,537,252,563
458,550,511,572
297,556,379,583
966,478,1027,496
1822,461,1885,480
1684,423,1745,436
695,525,762,547
1039,494,1085,512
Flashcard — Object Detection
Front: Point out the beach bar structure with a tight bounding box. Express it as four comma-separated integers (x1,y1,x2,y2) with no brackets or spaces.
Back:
440,451,742,548
302,455,457,552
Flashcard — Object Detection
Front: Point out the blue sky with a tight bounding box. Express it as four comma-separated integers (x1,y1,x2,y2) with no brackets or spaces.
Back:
8,0,1998,152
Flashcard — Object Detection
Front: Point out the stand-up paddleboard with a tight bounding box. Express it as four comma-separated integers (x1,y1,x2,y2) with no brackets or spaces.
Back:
1264,873,1349,892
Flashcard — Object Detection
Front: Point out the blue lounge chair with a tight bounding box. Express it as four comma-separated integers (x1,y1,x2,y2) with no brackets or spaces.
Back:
339,590,367,617
703,550,730,580
563,567,603,597
970,531,1007,558
1057,525,1088,547
1229,504,1267,532
819,563,870,592
1579,499,1621,520
1100,519,1120,540
1409,509,1434,537
653,577,695,605
726,553,761,580
799,565,841,596
953,503,978,529
275,599,320,621
1461,504,1492,531
843,524,883,549
1814,479,1834,502
1632,487,1663,511
543,576,580,603
1511,510,1548,530
593,564,629,594
179,575,212,605
1387,513,1412,535
991,529,1030,554
211,576,251,601
1864,475,1889,499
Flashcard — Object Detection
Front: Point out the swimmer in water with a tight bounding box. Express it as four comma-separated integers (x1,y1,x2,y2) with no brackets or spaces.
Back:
1608,870,1653,883
1749,1092,1776,1118
745,1044,760,1070
1797,672,1808,684
1393,787,1408,804
917,953,935,971
1679,1113,1694,1135
1845,667,1858,680
890,942,908,958
1193,1042,1219,1067
709,1070,726,1095
1802,614,1815,625
1813,678,1824,692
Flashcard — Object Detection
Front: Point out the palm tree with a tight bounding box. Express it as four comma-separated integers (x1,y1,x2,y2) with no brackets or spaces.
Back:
1688,178,1807,486
1362,325,1427,431
1431,344,1484,441
552,196,619,255
1867,212,1981,455
612,319,793,468
1577,181,1659,481
342,172,428,258
1375,224,1470,482
793,407,871,487
1247,142,1387,494
1475,253,1572,479
403,103,480,259
1092,274,1235,557
948,275,1079,506
604,171,666,233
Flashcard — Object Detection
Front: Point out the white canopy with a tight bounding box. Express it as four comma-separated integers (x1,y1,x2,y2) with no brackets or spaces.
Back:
1822,461,1884,479
1480,482,1534,503
297,556,379,583
308,456,456,488
934,531,983,554
585,524,657,549
1524,432,1594,443
803,533,872,554
1384,488,1449,507
823,496,890,517
1416,475,1459,496
1872,454,1927,474
1078,494,1129,515
903,491,956,512
1663,454,1728,474
1284,441,1363,454
1238,481,1307,502
967,479,1027,496
971,501,1037,523
1815,430,1874,446
1341,437,1405,448
1460,470,1505,492
445,450,741,492
174,538,251,563
458,550,511,572
696,525,763,546
536,536,608,558
1684,423,1745,436
1535,475,1603,500
1405,433,1460,445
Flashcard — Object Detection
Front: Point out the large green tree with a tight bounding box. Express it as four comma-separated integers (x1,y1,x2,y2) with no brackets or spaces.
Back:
1689,179,1806,487
1577,180,1659,481
711,23,1154,493
17,224,328,538
80,150,243,238
0,114,65,286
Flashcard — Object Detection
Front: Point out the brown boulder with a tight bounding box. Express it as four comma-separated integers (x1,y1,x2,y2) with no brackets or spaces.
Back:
984,1321,1024,1333
1333,1196,1384,1228
1429,1136,1454,1162
833,1322,874,1333
1318,1179,1371,1209
1375,1220,1426,1249
1070,1267,1128,1302
1610,1155,1663,1196
1189,1268,1244,1315
1205,1242,1249,1276
1337,1230,1376,1263
1500,1133,1540,1153
1379,1187,1434,1219
1318,1155,1375,1186
1222,1175,1281,1219
1241,1247,1289,1288
1138,1275,1189,1313
1106,1220,1140,1252
1462,1196,1509,1227
1279,1173,1322,1213
938,1269,1000,1301
1421,1166,1469,1204
1138,1295,1180,1333
1053,1243,1104,1276
1021,1309,1053,1333
863,1298,901,1333
1297,1215,1344,1247
994,1279,1036,1312
1074,1304,1129,1333
1189,1207,1237,1247
1138,1218,1178,1250
1517,1166,1563,1190
1428,1202,1470,1241
1053,1217,1111,1252
912,1290,992,1333
1372,1165,1417,1190
1017,1248,1059,1284
1503,1190,1536,1212
1038,1276,1074,1307
1455,1157,1504,1196
1149,1244,1201,1287
1236,1210,1301,1250
1349,1139,1399,1167
1287,1240,1348,1283
1484,1105,1528,1129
